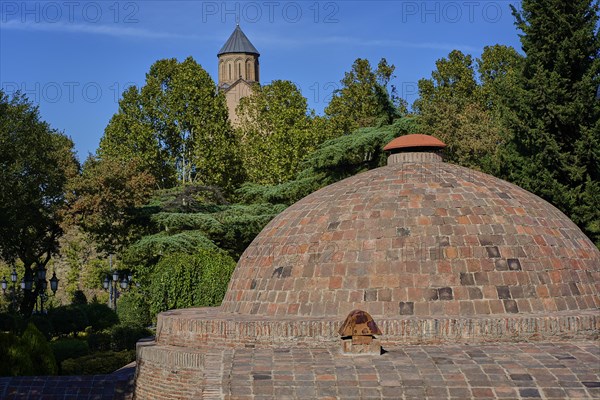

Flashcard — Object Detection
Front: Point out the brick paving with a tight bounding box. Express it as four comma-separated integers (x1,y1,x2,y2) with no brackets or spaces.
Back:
0,363,135,400
211,340,600,399
3,340,599,399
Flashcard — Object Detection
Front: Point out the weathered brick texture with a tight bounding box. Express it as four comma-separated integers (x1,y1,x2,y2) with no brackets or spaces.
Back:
134,149,600,399
221,156,600,317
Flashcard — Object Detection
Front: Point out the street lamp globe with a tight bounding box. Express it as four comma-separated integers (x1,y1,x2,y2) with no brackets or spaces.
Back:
50,272,59,294
120,277,129,290
112,270,119,282
1,277,6,293
10,268,17,283
20,279,25,290
103,276,110,290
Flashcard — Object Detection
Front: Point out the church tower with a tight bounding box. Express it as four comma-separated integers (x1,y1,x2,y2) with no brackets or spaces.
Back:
217,25,260,124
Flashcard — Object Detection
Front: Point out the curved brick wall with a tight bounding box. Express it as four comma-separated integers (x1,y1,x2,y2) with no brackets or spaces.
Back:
221,156,600,318
153,307,600,347
136,152,600,399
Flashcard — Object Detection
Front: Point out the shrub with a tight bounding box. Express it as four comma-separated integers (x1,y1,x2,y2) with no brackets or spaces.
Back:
71,290,88,305
0,331,33,376
51,338,90,364
20,323,58,375
48,306,89,337
148,249,236,317
82,303,118,331
61,350,135,375
110,324,151,351
117,292,151,327
86,330,112,352
27,314,53,340
0,312,24,334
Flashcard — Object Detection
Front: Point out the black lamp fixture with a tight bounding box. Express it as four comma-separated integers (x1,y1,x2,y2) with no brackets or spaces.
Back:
49,272,59,295
120,276,129,290
10,268,17,285
2,269,19,310
103,268,133,310
18,265,60,315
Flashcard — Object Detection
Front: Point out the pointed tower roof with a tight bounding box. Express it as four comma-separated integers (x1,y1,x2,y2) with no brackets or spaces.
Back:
218,25,260,56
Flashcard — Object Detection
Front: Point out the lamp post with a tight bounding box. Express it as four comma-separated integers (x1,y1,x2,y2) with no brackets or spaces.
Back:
10,268,17,310
21,265,59,315
103,271,130,310
2,267,20,311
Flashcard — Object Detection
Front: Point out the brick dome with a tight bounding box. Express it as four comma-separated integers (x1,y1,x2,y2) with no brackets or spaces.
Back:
221,144,600,318
137,138,599,398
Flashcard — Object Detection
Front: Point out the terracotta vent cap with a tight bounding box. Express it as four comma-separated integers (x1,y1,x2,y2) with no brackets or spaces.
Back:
338,310,382,337
384,134,446,151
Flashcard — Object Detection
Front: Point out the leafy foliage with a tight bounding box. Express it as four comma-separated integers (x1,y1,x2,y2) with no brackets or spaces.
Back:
501,0,600,246
50,338,90,365
71,290,87,305
116,292,151,327
0,91,79,315
48,306,89,337
18,323,58,376
125,230,218,268
86,331,112,352
123,184,287,271
325,58,404,135
109,324,151,351
69,155,156,254
0,312,24,334
0,331,33,376
27,314,54,340
238,117,420,205
414,47,522,173
236,80,334,184
61,350,135,375
148,249,236,317
82,303,119,331
99,57,242,190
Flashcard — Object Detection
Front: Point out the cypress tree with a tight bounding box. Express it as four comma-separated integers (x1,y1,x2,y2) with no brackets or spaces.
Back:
503,0,600,245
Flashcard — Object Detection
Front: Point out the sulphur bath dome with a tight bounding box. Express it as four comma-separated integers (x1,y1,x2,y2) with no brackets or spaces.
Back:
134,134,599,398
221,134,599,318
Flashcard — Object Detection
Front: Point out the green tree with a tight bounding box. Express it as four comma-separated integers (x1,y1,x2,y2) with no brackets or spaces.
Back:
414,48,522,172
69,155,156,254
236,80,331,184
100,57,242,191
239,117,420,205
477,45,523,113
0,91,79,316
325,58,404,136
122,185,286,269
100,86,175,187
503,0,600,246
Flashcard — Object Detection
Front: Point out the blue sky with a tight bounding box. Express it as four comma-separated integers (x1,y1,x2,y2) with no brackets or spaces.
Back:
1,1,523,160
